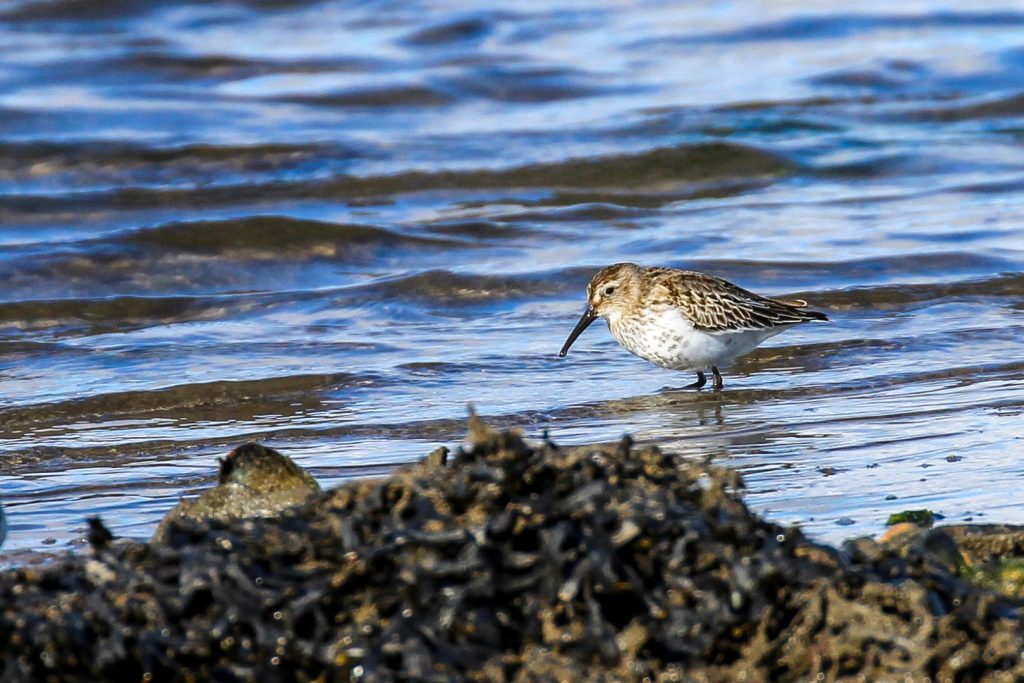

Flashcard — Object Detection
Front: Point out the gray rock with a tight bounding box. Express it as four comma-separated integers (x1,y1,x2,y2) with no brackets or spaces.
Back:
152,442,320,542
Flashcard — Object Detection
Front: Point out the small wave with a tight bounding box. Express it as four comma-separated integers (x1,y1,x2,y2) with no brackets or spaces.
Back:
354,269,567,306
344,257,1022,311
906,92,1024,122
282,85,456,108
282,67,614,106
119,216,468,257
813,273,1024,311
0,0,165,22
491,203,655,224
0,142,794,213
0,217,478,302
421,219,544,241
108,51,383,82
445,65,611,103
0,139,356,192
1,372,374,435
403,16,494,46
678,11,1024,45
812,68,917,90
0,290,314,336
0,294,236,335
687,252,1017,288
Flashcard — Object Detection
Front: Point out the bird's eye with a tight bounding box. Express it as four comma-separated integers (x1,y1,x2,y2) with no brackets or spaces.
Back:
603,285,616,296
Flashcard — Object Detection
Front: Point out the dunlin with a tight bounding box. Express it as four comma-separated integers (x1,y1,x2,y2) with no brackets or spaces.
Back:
559,263,828,390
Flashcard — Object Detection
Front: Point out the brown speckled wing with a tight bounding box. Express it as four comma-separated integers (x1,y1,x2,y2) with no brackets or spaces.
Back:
648,268,827,333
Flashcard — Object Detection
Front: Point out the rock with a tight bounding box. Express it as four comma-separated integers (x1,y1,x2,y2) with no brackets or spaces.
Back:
83,559,116,586
86,517,113,549
964,558,1024,598
2,423,1024,681
424,445,449,467
886,509,941,527
878,521,918,544
938,524,1024,599
918,529,964,574
942,524,1024,560
152,442,320,542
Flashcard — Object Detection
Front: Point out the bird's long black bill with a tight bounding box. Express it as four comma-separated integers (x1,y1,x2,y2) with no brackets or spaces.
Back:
559,306,597,357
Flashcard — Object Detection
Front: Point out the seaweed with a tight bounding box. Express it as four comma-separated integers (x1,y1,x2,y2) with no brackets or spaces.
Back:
2,420,1024,682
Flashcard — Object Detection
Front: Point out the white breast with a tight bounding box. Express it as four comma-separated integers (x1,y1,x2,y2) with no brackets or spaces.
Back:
608,306,781,371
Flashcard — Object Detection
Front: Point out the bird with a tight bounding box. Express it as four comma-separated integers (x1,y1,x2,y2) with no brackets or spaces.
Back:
558,263,828,391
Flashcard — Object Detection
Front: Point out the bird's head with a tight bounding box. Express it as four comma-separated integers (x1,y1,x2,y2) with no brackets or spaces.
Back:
559,263,642,357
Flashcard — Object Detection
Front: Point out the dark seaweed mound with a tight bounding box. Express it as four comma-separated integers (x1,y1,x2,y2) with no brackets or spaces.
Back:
2,420,1023,682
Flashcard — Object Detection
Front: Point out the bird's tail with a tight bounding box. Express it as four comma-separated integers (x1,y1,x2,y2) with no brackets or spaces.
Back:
776,298,829,322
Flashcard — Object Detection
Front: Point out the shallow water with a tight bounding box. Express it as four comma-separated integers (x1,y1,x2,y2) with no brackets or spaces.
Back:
1,0,1023,554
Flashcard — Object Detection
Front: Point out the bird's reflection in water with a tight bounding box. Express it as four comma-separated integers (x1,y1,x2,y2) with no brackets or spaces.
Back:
573,382,819,472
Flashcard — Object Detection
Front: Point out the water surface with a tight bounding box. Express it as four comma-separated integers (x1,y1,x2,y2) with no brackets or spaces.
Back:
2,0,1024,553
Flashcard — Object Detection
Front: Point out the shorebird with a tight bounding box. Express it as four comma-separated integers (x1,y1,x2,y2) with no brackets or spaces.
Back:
558,263,828,391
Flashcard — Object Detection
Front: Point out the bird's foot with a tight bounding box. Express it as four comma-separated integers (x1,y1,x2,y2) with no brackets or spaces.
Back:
670,371,707,391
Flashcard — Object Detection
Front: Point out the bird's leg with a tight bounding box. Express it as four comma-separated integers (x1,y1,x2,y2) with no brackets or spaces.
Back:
662,371,707,392
711,366,723,392
681,371,707,390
